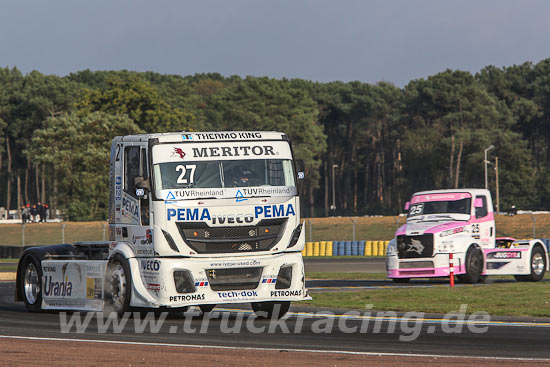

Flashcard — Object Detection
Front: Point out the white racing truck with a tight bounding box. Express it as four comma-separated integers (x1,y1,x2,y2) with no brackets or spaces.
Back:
386,188,548,283
16,131,309,318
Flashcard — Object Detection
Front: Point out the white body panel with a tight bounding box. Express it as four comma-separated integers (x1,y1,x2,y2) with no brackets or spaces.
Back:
32,131,309,312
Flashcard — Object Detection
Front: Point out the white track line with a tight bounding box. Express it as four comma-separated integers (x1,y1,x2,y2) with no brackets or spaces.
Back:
1,334,549,362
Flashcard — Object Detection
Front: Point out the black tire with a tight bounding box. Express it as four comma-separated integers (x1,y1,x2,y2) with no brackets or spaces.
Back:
251,301,290,319
19,255,43,312
513,274,528,282
457,246,483,284
199,304,216,314
139,306,188,319
517,246,546,282
104,255,132,316
392,278,410,283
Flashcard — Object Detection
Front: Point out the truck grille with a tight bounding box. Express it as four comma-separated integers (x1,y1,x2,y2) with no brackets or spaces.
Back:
206,267,263,291
396,234,434,259
176,218,286,254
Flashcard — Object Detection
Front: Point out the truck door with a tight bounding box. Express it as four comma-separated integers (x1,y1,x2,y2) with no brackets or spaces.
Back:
114,144,153,255
122,145,150,226
474,195,494,248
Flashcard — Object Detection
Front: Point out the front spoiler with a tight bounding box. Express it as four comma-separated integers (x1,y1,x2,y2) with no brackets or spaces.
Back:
129,252,310,309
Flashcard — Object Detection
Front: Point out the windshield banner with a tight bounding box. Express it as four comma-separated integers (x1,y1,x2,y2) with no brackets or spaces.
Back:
411,193,471,204
153,141,293,163
161,186,297,201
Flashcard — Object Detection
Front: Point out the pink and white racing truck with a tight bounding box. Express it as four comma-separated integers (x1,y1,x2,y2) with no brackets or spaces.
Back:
386,189,548,283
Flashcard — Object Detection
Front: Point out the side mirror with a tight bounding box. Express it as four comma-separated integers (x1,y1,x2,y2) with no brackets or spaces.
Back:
474,198,483,208
134,176,151,191
404,202,410,211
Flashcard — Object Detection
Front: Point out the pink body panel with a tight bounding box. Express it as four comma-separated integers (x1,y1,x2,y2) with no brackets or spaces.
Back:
410,192,471,204
387,263,466,278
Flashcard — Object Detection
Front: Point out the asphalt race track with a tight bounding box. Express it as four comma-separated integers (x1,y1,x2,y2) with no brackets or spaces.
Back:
304,257,386,273
2,280,550,361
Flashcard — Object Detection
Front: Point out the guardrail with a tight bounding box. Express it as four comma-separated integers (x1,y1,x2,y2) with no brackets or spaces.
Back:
300,240,390,257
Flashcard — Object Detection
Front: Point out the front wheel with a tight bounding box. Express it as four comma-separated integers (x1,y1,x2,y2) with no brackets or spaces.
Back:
104,255,131,316
251,301,290,319
199,304,216,314
515,246,546,282
457,246,483,284
19,255,43,312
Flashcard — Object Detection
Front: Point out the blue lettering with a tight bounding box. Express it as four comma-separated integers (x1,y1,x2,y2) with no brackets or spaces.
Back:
200,209,211,220
273,205,284,217
168,208,211,221
187,208,199,221
286,204,295,216
254,206,263,218
264,205,272,218
177,208,185,221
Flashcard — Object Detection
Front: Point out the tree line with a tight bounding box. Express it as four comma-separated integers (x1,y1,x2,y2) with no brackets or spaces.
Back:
1,60,550,220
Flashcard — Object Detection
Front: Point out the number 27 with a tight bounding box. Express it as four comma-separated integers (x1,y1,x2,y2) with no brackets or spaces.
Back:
176,165,196,184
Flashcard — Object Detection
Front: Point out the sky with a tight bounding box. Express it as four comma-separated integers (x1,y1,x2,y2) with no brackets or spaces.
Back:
1,0,549,87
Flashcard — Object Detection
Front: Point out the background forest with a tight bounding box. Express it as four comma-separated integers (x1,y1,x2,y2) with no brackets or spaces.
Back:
1,60,550,220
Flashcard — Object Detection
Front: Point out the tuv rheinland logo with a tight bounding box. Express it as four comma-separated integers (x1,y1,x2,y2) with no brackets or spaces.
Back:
44,276,73,297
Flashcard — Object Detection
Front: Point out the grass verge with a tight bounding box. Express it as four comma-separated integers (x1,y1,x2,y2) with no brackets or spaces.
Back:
307,272,387,280
303,282,550,317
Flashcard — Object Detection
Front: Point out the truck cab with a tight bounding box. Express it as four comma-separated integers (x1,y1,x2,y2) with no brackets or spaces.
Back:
16,131,309,318
386,188,547,283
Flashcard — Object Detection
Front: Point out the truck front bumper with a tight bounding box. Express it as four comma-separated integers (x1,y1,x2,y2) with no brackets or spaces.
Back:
129,252,310,308
386,253,466,278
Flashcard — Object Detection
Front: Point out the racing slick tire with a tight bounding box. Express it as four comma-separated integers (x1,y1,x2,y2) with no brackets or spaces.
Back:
104,255,131,317
392,278,410,283
251,301,290,319
457,246,483,284
514,246,546,282
19,254,43,312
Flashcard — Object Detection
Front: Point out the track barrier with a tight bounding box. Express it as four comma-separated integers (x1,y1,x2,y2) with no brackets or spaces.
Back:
301,240,390,257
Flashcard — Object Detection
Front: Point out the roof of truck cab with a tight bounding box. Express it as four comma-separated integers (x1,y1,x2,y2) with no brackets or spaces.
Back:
412,188,491,197
112,131,287,143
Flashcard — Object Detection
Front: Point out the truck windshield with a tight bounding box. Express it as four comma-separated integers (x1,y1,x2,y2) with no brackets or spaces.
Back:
153,159,295,190
408,198,471,218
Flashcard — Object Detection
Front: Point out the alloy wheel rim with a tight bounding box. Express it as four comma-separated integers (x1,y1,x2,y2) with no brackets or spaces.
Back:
532,253,545,275
24,263,39,304
110,264,127,309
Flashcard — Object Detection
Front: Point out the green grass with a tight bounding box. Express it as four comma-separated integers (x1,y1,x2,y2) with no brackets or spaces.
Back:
0,222,108,246
0,259,19,263
303,282,550,317
0,264,17,272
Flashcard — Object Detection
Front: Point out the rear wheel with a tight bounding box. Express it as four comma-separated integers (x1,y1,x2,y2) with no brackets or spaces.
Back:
392,278,410,283
19,255,43,312
104,255,131,316
515,246,546,282
457,246,483,284
251,301,290,319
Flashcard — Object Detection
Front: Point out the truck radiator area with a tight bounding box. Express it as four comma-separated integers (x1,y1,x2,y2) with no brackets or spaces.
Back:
176,218,287,254
396,234,434,259
205,267,263,291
